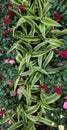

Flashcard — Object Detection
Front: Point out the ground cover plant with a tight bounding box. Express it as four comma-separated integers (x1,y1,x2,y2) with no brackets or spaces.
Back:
0,0,67,130
49,0,67,28
0,0,18,110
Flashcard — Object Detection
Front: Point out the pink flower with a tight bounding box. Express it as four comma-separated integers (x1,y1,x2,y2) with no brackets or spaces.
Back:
4,17,11,26
63,102,67,110
8,10,14,18
6,81,13,86
3,30,9,36
39,84,49,92
64,96,67,100
4,59,9,64
17,88,22,94
18,5,25,13
54,85,63,94
54,13,61,21
59,50,67,59
9,59,16,65
20,77,24,80
8,2,13,7
0,109,5,116
0,6,2,12
10,92,16,97
8,120,12,125
0,50,3,54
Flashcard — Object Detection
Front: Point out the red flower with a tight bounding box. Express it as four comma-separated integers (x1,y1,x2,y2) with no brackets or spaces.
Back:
54,85,63,94
8,2,13,7
4,17,11,26
0,74,5,79
54,13,61,21
59,50,67,59
52,48,57,53
3,30,9,36
39,84,49,92
8,10,14,18
0,109,5,116
18,5,25,13
0,50,3,54
0,6,2,12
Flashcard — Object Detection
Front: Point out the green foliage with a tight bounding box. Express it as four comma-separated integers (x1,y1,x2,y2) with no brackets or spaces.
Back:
0,0,66,130
0,0,18,109
49,0,67,28
0,0,67,130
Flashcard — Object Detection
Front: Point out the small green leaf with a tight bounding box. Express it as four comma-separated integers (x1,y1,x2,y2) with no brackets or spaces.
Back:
43,51,54,68
38,56,43,68
31,72,41,86
7,121,23,130
26,114,39,123
46,67,63,74
26,102,40,114
39,23,45,38
41,17,61,26
39,117,57,127
37,0,42,17
45,93,61,104
43,2,52,15
32,66,49,76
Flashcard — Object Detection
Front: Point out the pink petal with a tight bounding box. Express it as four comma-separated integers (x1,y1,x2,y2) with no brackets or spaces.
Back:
6,81,13,86
4,59,9,64
9,59,16,65
17,88,22,94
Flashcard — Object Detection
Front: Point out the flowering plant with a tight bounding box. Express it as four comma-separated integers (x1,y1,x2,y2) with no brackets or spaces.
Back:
0,0,67,130
0,0,66,130
0,0,18,113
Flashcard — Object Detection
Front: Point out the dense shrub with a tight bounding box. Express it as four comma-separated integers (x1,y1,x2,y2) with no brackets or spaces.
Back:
0,0,67,130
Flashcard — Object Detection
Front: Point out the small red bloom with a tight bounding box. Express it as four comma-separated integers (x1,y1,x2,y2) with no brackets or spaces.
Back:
39,84,49,92
0,109,5,116
0,74,5,79
54,13,61,21
18,5,25,13
52,48,57,53
8,2,13,7
3,30,9,36
0,50,3,54
4,17,10,26
54,85,63,94
8,10,14,18
0,6,2,12
59,50,67,59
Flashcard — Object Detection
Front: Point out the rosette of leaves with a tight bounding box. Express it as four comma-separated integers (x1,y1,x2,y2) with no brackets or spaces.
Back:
1,0,67,130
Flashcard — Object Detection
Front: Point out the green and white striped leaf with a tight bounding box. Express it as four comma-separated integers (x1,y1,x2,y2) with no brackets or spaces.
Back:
39,117,57,127
43,51,54,68
46,67,63,74
26,102,40,115
7,121,23,130
45,93,61,104
41,17,61,26
31,72,41,86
